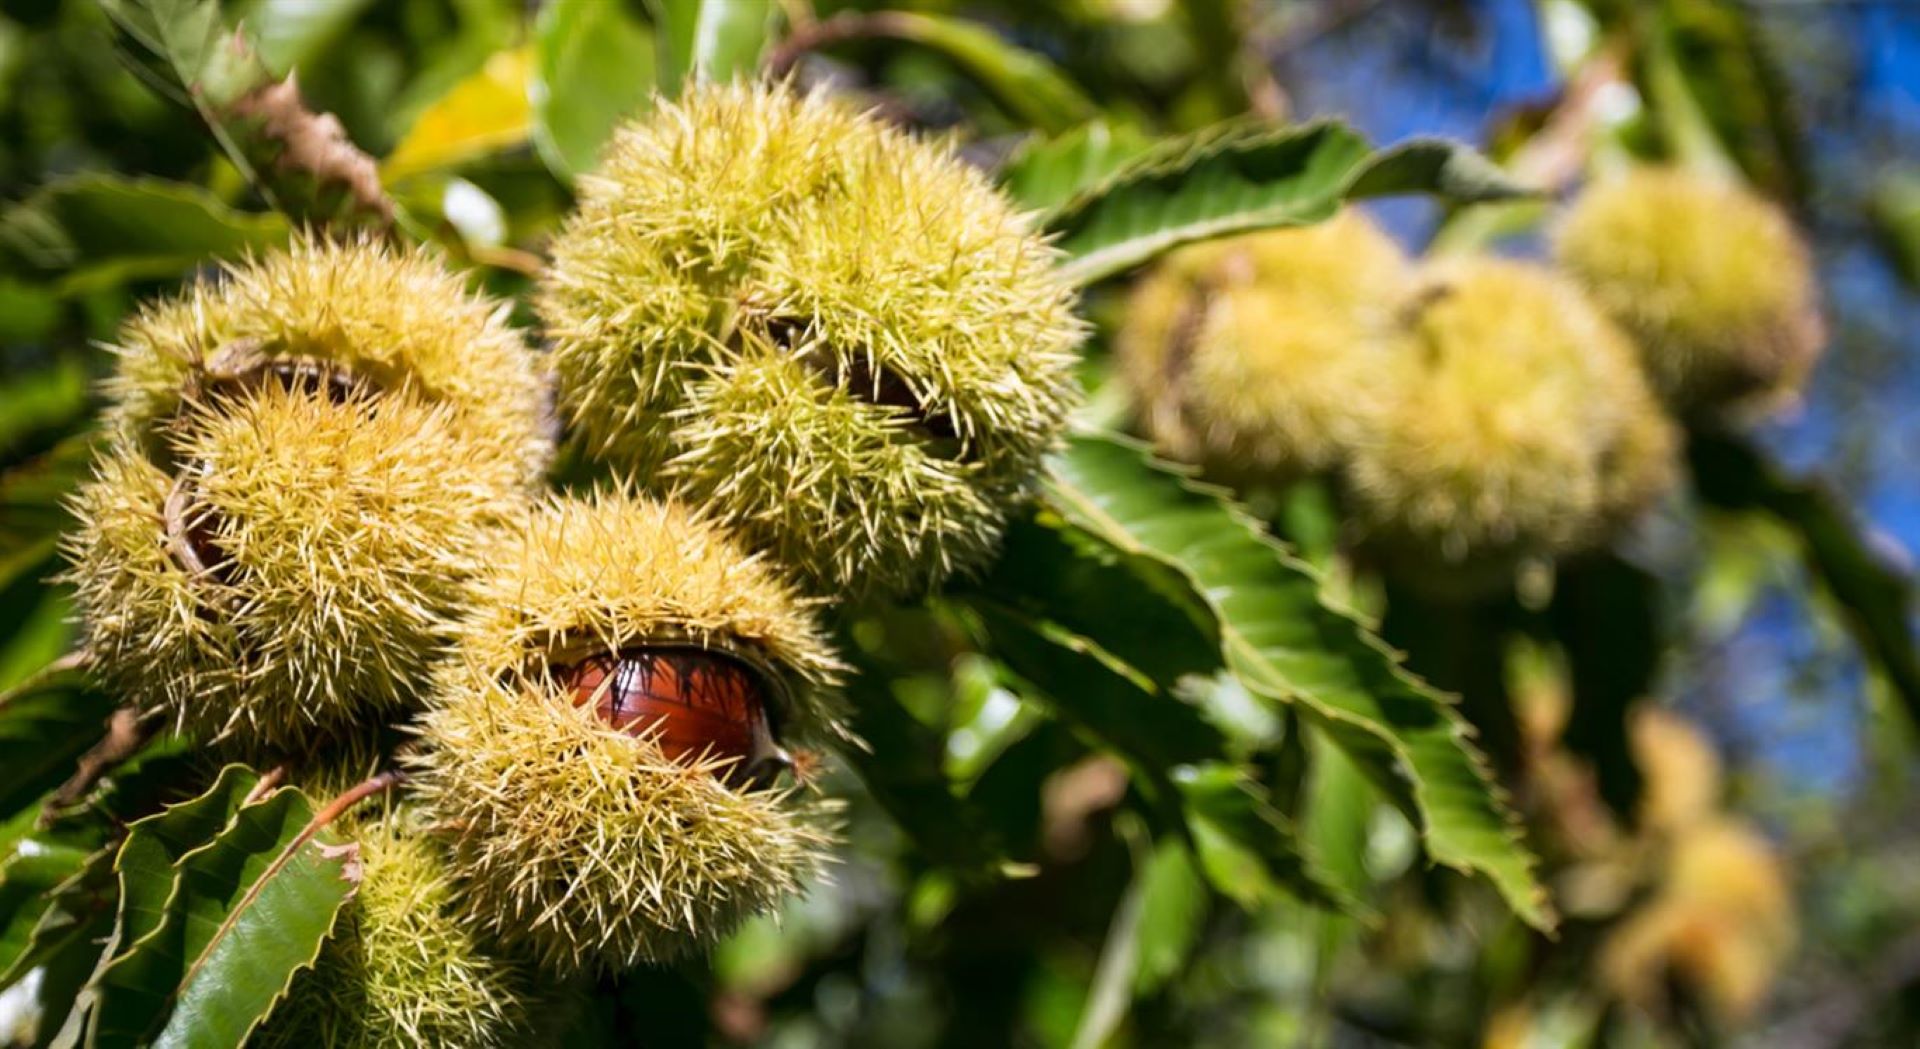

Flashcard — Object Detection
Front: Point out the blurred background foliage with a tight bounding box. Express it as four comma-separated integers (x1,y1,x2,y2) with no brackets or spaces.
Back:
1,0,1919,1047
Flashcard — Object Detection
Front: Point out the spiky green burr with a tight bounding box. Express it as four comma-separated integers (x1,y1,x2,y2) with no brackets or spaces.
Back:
538,82,1083,598
410,489,845,973
104,236,551,482
1345,257,1677,592
1554,166,1825,417
1117,210,1414,480
64,240,547,752
259,806,542,1049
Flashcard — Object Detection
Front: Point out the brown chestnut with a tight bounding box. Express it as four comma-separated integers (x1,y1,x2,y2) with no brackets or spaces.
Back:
562,647,792,789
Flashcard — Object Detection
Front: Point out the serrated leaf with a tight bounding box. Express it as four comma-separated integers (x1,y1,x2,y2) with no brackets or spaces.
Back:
0,177,288,293
1173,764,1346,913
971,603,1226,774
382,47,534,183
1044,120,1528,286
846,12,1096,135
648,0,774,96
105,767,263,970
967,602,1349,912
970,515,1240,740
1043,433,1552,930
999,120,1156,215
0,659,118,824
532,0,655,181
89,777,354,1049
1690,429,1920,735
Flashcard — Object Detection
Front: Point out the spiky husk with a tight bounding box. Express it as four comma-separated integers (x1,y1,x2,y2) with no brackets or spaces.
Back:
538,81,1083,597
1116,210,1413,479
1346,258,1677,590
258,807,541,1048
102,236,550,482
1554,166,1824,416
411,490,843,973
64,385,524,751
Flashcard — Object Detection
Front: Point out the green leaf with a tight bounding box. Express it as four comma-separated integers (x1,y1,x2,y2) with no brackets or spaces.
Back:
971,604,1226,774
1872,171,1920,291
22,900,114,1049
1044,120,1527,286
1,432,98,601
99,0,275,189
1130,836,1208,996
1300,725,1377,908
1689,430,1920,735
381,47,534,183
89,774,355,1049
236,0,378,77
648,0,775,96
0,358,89,470
971,516,1280,750
838,643,1009,877
104,767,264,968
1043,433,1553,930
846,12,1096,135
1173,764,1344,913
0,659,117,825
966,597,1349,912
0,176,288,293
532,0,656,181
0,843,113,996
100,0,268,108
0,837,97,986
998,120,1157,223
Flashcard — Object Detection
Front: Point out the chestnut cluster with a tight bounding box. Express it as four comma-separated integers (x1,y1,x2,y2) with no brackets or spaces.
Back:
1119,166,1822,598
66,80,1081,1045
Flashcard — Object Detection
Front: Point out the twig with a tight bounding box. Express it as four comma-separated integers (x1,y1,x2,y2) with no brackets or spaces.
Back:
41,707,159,825
310,770,408,830
227,75,395,227
1506,45,1629,192
763,11,915,79
241,766,286,806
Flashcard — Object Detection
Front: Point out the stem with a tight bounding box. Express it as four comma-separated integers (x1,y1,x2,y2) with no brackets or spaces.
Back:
42,707,160,824
763,11,914,79
314,769,409,829
1642,9,1739,178
241,766,287,807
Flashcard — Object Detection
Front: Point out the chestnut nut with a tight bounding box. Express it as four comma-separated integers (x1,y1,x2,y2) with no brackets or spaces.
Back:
561,647,792,789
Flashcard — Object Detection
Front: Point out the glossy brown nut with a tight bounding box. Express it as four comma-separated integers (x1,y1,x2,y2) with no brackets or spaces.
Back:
562,648,790,788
